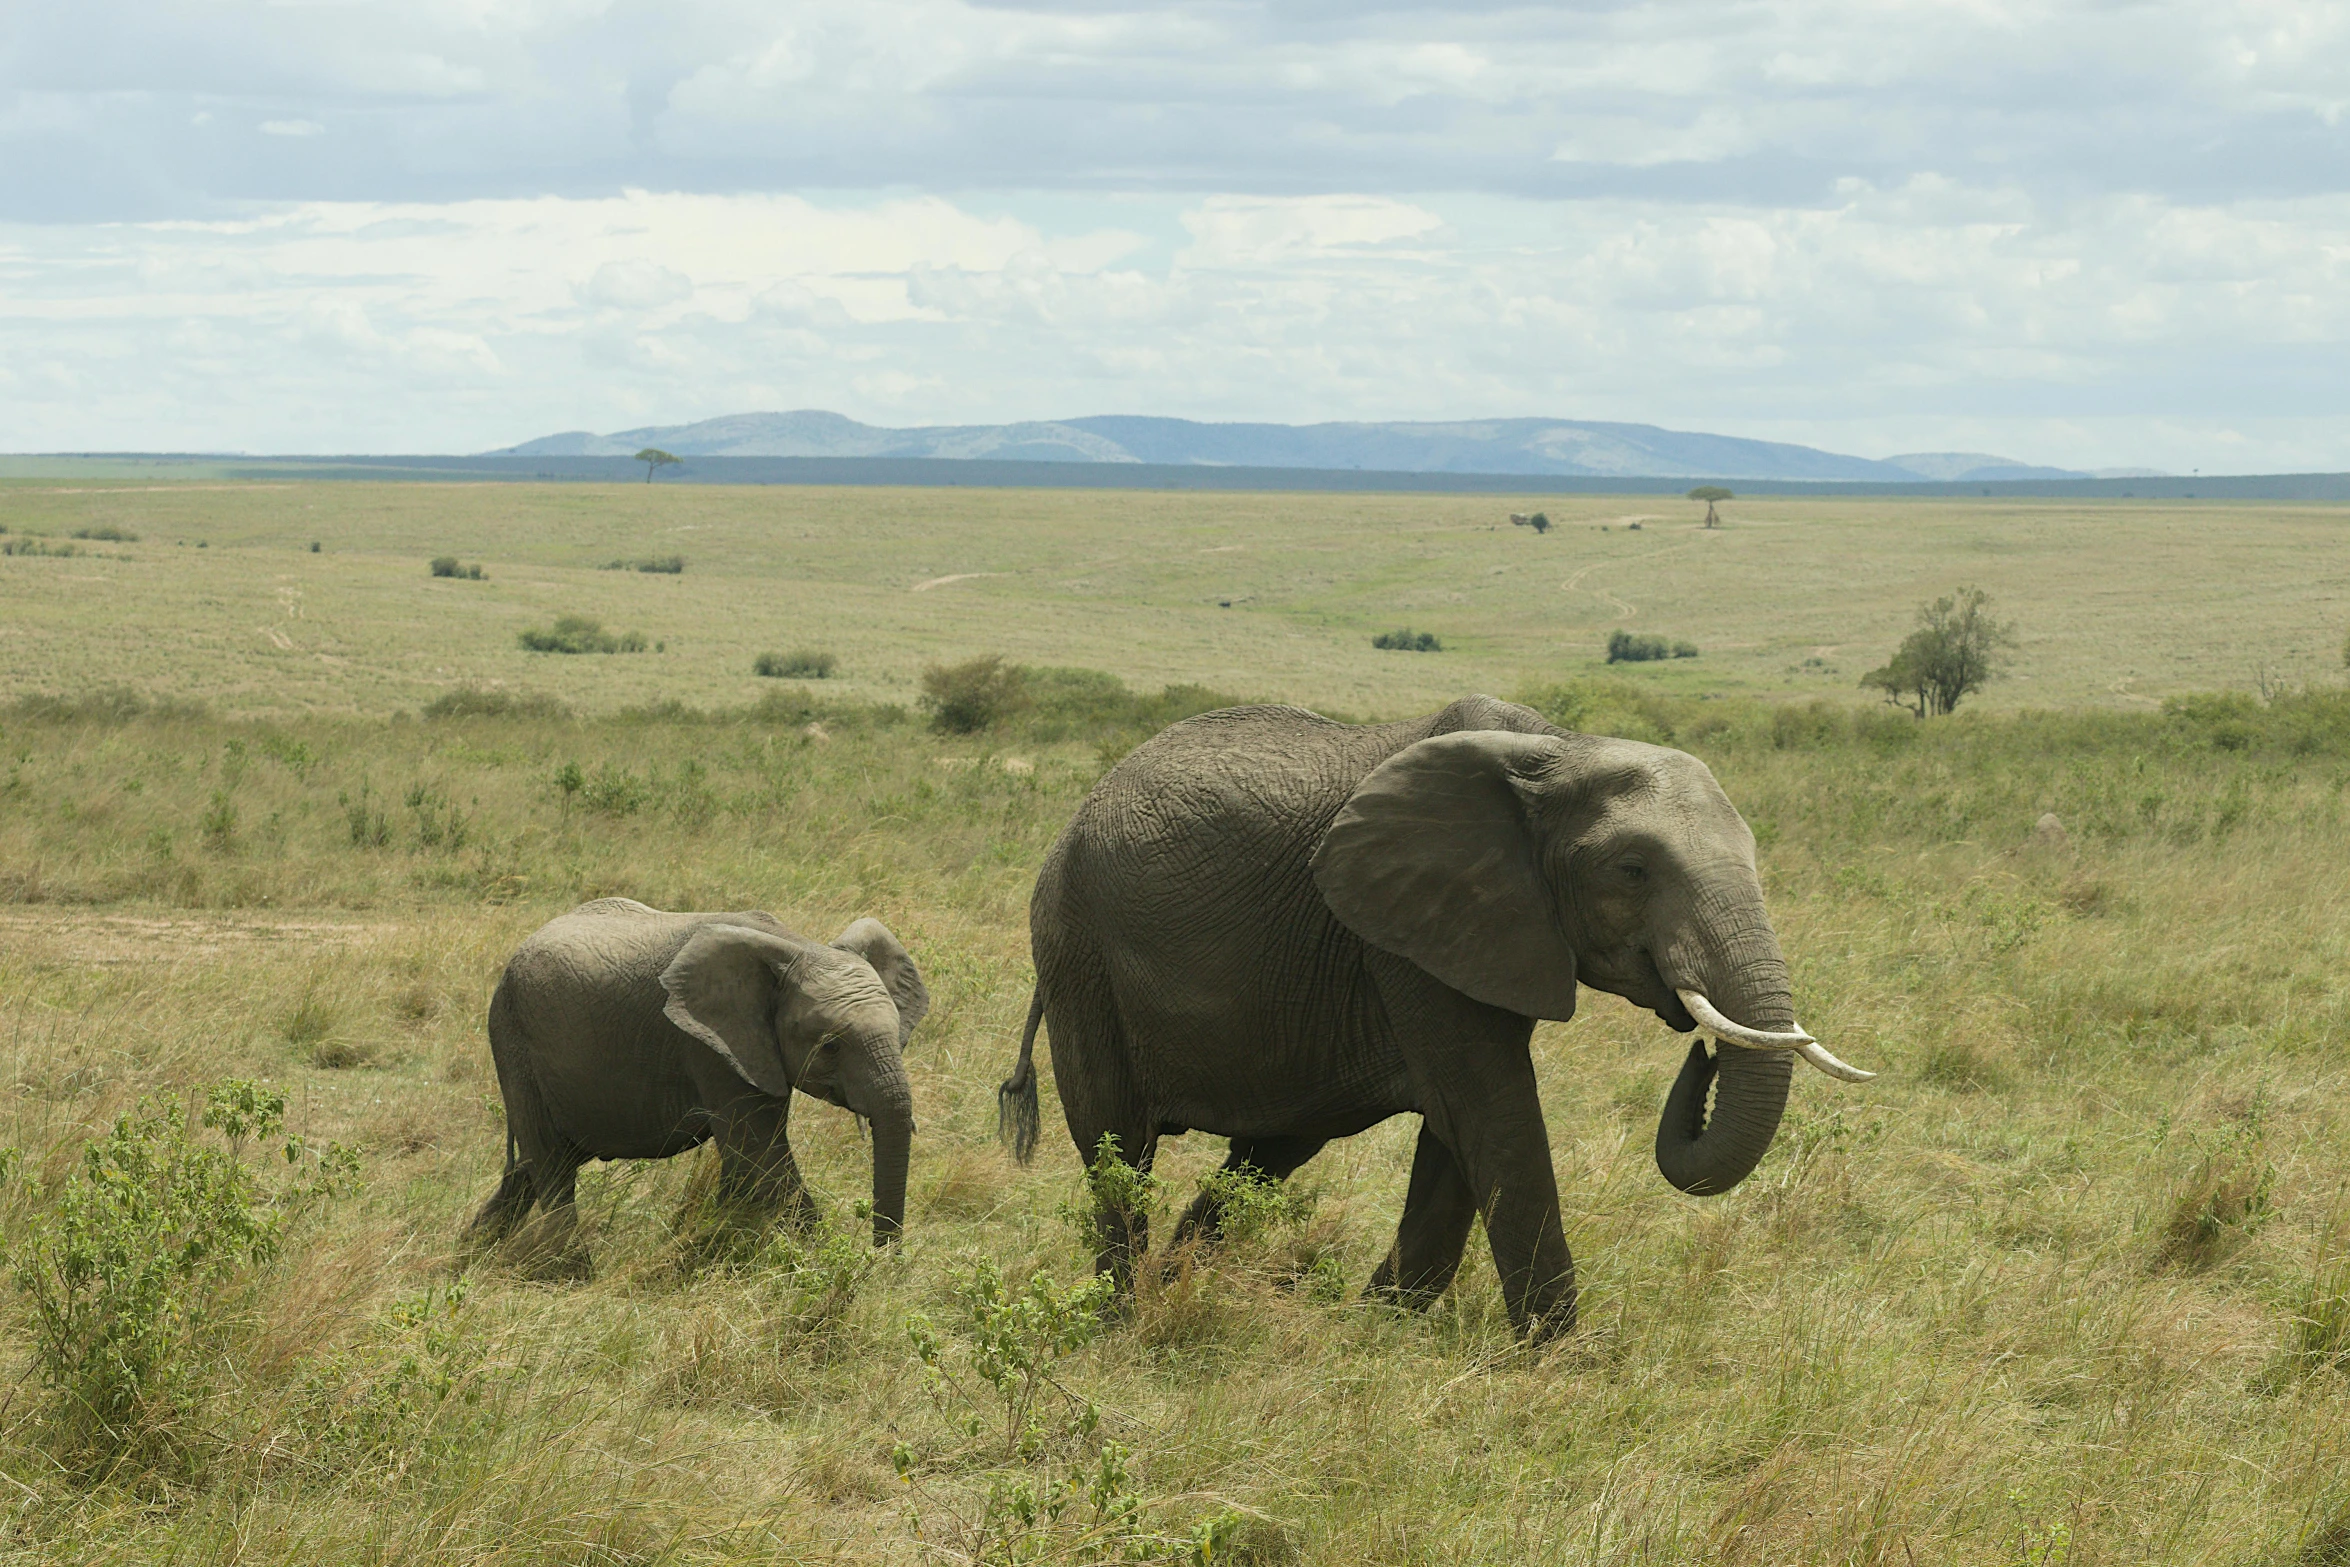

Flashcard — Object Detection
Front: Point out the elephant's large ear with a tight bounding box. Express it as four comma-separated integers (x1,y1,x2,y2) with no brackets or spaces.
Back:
1311,730,1580,1021
660,924,820,1097
831,917,931,1047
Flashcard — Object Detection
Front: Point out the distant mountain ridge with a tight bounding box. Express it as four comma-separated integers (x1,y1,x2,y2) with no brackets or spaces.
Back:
490,411,2140,483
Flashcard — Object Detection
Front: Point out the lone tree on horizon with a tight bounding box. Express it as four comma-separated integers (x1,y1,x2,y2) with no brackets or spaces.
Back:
1688,485,1733,527
1861,584,2017,717
635,448,682,483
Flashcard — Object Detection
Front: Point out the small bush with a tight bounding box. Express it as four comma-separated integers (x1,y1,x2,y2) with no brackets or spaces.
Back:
921,655,1030,734
428,556,486,580
518,615,648,655
71,525,138,542
602,556,685,574
1607,630,1674,663
1,537,80,558
422,685,570,720
10,1083,358,1471
1372,629,1443,652
754,649,837,679
1672,640,1699,659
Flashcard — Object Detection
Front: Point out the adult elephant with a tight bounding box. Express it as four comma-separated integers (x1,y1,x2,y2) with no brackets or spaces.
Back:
997,696,1870,1340
470,898,930,1261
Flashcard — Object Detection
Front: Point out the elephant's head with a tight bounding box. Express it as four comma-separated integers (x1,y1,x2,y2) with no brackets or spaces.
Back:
1312,721,1871,1198
658,917,931,1243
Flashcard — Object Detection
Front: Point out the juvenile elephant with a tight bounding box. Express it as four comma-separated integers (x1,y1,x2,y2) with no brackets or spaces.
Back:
997,696,1870,1339
470,898,930,1259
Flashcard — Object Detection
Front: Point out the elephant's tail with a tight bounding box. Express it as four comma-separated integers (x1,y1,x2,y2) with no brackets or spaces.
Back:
997,986,1044,1165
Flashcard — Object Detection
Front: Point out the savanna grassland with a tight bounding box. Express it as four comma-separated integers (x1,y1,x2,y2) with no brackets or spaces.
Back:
0,479,2344,716
0,478,2348,1564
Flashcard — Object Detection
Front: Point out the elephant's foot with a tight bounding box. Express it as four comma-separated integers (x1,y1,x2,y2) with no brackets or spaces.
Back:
503,1208,594,1282
1362,1253,1448,1313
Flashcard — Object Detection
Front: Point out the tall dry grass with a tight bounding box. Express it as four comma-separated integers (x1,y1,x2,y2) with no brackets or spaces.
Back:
0,680,2344,1561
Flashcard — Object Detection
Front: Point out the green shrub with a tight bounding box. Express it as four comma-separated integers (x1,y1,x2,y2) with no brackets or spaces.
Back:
1,537,80,558
421,685,570,720
9,1082,357,1471
71,525,138,542
921,655,1030,734
428,556,486,580
1607,630,1675,663
754,649,837,679
602,555,685,574
518,615,648,655
1372,629,1442,652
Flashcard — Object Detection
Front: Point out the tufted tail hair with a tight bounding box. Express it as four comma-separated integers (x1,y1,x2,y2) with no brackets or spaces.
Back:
996,986,1044,1164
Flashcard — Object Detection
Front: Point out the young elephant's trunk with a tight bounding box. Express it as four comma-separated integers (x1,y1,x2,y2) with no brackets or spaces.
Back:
840,1029,915,1244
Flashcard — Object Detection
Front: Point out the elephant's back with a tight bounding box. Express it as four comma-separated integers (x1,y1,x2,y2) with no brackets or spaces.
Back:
501,901,792,1018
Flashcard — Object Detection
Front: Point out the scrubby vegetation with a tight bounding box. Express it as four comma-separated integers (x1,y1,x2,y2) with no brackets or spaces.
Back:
1862,584,2017,717
428,556,487,580
602,555,685,575
1606,629,1698,662
753,649,837,679
71,525,139,542
517,615,649,655
1,538,81,558
1372,629,1443,652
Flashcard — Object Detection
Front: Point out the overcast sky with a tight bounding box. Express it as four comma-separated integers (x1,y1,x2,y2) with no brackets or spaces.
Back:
5,1,2346,469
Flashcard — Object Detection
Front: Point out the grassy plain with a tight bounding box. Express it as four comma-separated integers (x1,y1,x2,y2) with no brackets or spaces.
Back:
0,480,2344,716
0,481,2347,1562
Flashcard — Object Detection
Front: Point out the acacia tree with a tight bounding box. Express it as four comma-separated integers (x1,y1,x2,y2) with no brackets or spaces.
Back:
635,448,682,483
1688,486,1732,527
1861,585,2018,717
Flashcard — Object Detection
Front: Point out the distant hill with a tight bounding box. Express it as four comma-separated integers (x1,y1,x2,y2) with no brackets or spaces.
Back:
490,411,2117,483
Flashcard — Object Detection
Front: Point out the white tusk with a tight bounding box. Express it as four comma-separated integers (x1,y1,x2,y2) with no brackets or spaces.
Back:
1676,989,1877,1084
1794,1039,1878,1084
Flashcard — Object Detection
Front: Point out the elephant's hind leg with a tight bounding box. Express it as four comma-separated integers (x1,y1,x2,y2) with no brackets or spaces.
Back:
465,1164,538,1249
1366,1123,1478,1311
1170,1135,1328,1251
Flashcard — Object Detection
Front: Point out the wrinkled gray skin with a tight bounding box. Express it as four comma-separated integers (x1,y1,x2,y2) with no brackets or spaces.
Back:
469,898,930,1257
999,696,1798,1341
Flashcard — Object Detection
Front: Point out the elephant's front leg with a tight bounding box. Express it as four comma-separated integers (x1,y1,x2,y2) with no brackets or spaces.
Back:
1366,1123,1478,1310
1436,1072,1574,1339
714,1095,820,1231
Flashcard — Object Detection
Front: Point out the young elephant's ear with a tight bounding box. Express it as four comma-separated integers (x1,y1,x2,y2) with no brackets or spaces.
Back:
830,917,931,1047
659,924,821,1097
1311,730,1581,1021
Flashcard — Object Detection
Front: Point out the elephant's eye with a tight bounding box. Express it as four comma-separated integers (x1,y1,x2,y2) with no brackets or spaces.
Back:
1618,862,1647,886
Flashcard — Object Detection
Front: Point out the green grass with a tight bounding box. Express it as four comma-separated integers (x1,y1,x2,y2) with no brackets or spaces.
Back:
2,476,2350,1560
0,677,2346,1559
0,480,2344,717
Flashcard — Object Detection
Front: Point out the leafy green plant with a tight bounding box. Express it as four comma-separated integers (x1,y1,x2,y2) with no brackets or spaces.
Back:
72,525,139,542
921,655,1030,734
9,1082,357,1470
428,556,486,580
900,1260,1235,1562
1372,629,1442,652
2,537,82,557
600,555,684,574
518,615,648,654
1862,584,2018,717
292,1281,486,1473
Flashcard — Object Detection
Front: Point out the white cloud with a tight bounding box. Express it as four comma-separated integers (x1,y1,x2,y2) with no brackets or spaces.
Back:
0,2,2343,467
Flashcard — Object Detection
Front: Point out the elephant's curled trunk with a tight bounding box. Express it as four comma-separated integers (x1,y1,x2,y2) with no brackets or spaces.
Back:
1652,915,1797,1197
